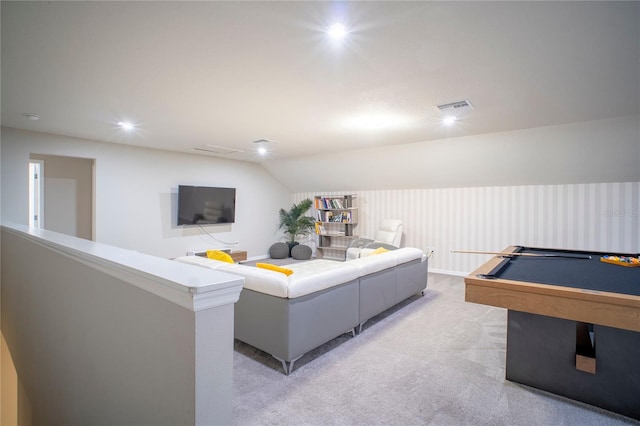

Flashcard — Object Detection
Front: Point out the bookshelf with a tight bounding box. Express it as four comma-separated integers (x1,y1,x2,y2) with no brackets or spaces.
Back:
314,195,358,261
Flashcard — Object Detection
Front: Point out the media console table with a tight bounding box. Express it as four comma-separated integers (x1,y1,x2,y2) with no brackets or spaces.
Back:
229,250,247,263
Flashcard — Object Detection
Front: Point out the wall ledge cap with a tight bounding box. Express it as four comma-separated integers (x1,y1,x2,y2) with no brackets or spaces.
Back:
1,223,244,311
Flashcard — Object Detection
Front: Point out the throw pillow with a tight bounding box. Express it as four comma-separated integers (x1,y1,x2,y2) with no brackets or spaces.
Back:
256,263,294,276
370,247,389,255
206,250,234,264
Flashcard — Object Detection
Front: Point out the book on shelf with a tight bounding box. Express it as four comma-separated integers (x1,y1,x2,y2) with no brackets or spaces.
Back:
316,198,324,209
314,210,354,223
315,222,326,235
316,196,349,210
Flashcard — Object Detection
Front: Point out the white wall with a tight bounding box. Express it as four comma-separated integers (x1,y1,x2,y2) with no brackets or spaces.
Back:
1,224,242,424
1,127,292,259
289,116,640,274
295,182,639,274
3,116,638,273
267,115,640,192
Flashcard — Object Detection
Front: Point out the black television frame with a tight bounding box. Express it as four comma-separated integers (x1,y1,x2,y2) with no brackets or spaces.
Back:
177,185,236,226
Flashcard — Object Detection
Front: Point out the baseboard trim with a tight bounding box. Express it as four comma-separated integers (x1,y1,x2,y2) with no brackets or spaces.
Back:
429,268,469,277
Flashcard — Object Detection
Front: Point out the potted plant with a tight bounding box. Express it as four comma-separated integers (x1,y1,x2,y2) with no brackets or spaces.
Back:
278,198,316,255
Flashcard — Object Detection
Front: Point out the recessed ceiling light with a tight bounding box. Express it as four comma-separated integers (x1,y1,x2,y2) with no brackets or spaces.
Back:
24,113,40,121
327,23,348,39
252,139,276,156
442,116,457,126
117,121,135,131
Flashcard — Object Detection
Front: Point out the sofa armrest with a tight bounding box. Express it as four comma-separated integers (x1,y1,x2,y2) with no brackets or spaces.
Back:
346,238,375,260
348,238,374,249
364,242,399,251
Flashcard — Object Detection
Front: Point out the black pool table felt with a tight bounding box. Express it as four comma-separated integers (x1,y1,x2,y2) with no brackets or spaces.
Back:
484,247,639,297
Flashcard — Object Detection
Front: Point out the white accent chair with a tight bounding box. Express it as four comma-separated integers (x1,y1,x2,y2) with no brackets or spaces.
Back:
346,219,403,260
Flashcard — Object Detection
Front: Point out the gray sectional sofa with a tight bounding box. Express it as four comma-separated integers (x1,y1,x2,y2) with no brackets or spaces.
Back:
175,247,428,374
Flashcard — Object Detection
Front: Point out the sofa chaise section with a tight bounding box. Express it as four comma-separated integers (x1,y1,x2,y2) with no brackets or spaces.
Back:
235,259,362,374
175,247,428,374
235,278,360,374
175,257,362,374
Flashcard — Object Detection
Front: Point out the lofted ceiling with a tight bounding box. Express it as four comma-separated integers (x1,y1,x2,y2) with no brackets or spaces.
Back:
2,1,639,162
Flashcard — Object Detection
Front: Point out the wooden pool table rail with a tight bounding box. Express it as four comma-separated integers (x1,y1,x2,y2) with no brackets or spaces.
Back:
465,246,640,332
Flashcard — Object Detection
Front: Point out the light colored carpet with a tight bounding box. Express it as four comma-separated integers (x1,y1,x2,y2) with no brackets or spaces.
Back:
232,273,638,425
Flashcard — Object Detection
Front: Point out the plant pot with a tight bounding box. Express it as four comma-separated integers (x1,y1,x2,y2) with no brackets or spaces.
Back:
287,241,299,257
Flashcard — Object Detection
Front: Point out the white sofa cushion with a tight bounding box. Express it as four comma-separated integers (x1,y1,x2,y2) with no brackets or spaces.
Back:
175,248,425,300
375,219,403,246
175,256,289,298
389,247,426,265
287,260,361,298
349,251,398,275
220,263,289,298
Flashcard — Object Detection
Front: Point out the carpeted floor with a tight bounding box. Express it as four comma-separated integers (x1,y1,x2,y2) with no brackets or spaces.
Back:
232,273,639,425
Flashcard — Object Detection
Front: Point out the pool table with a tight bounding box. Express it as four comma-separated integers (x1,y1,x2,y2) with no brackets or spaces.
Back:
465,246,640,420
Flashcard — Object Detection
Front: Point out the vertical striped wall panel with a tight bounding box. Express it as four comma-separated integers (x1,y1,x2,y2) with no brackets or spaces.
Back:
294,182,639,275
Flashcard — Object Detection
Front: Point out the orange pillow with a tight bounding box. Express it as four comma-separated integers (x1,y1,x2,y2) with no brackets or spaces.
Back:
206,250,234,264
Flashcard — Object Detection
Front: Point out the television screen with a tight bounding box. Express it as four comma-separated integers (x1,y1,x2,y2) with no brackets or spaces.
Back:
177,185,236,225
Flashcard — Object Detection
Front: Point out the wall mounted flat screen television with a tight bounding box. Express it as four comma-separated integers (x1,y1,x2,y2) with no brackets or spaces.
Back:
177,185,236,225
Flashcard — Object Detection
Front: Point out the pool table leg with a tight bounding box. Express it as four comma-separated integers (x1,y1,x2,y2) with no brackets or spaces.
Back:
506,310,640,420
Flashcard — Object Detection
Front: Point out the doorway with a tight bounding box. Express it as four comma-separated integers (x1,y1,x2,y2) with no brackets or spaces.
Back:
29,154,95,240
28,159,44,229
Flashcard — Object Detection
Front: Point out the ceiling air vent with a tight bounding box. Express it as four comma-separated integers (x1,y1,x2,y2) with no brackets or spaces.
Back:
193,144,244,155
435,100,474,112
